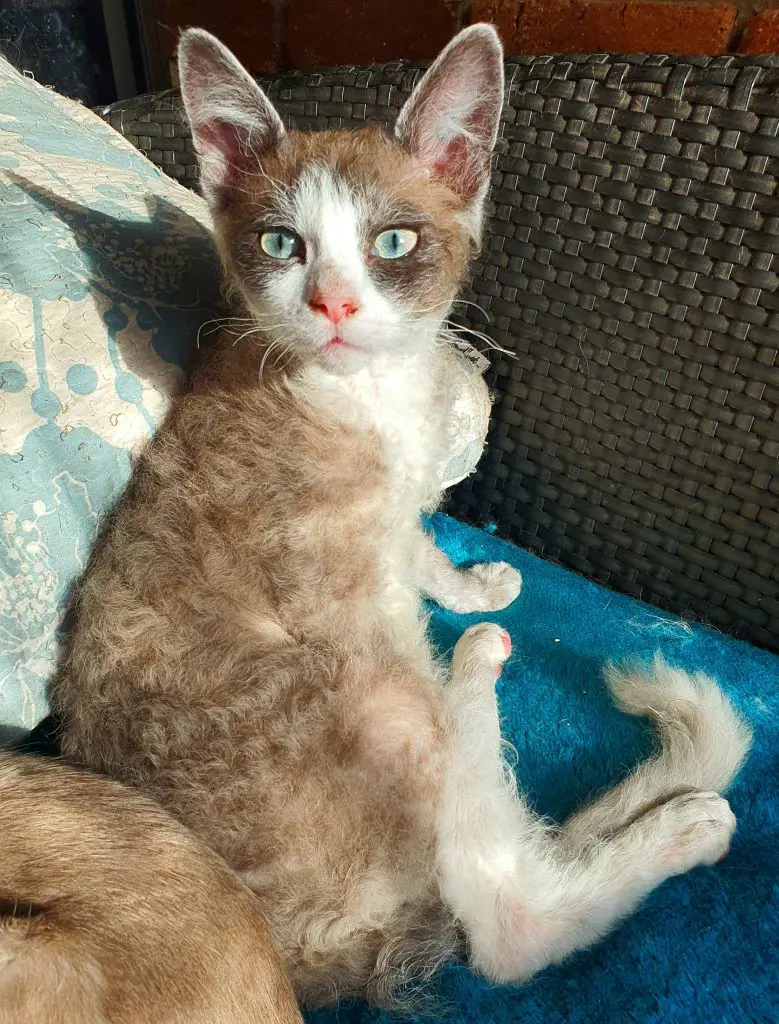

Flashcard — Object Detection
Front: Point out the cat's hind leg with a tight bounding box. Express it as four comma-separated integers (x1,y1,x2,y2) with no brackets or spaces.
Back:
416,533,521,613
437,626,751,984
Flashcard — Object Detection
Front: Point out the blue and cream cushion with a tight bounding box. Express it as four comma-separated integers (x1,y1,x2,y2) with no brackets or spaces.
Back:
0,57,490,731
0,58,222,730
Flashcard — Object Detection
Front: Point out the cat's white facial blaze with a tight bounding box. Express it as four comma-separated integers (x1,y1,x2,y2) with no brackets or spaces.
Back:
244,165,438,374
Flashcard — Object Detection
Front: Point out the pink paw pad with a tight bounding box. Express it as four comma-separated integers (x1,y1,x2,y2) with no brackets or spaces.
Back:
495,628,512,677
499,629,512,659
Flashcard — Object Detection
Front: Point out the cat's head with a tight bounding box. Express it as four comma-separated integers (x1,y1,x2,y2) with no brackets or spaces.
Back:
178,26,503,374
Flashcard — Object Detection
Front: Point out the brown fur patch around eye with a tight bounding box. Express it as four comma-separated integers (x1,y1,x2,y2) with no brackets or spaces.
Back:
215,127,473,312
364,221,446,307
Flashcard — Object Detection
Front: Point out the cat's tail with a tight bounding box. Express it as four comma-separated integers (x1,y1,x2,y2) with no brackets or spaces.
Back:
562,653,752,848
0,753,303,1024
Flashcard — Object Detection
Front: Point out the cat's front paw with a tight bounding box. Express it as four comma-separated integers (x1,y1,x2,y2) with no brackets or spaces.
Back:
465,561,522,612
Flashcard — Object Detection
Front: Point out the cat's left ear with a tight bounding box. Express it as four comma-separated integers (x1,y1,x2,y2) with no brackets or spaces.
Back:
395,24,503,233
178,29,286,207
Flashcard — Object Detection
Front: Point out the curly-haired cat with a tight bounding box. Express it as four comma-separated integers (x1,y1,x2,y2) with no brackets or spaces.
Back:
51,25,752,1009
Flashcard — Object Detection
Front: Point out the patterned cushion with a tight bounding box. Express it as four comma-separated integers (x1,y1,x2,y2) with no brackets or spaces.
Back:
0,59,222,731
0,60,490,732
438,341,491,491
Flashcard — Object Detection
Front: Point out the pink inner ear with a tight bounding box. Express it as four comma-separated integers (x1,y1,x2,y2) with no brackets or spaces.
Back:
431,135,480,200
418,92,497,201
197,120,245,192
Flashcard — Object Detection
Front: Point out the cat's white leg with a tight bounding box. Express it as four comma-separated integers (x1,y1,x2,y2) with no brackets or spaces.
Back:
438,627,745,984
416,534,521,613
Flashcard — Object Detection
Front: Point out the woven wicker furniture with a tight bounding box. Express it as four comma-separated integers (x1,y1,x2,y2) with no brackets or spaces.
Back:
100,55,779,651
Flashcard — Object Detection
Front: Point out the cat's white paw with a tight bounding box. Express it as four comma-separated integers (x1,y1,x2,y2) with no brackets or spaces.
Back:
452,622,512,684
657,791,736,874
465,561,522,612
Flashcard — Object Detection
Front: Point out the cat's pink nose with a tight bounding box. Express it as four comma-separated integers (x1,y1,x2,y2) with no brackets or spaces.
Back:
308,293,359,323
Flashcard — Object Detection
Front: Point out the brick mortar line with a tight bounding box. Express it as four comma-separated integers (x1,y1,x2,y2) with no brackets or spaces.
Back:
728,0,770,51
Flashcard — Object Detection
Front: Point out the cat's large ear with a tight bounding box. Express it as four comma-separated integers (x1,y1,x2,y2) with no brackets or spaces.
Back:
177,29,285,206
395,24,503,230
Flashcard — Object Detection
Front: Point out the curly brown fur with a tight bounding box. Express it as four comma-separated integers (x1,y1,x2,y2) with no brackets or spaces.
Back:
52,333,461,1006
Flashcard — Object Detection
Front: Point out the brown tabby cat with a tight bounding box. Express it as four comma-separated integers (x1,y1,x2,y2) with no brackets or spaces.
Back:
0,754,302,1024
50,23,751,1011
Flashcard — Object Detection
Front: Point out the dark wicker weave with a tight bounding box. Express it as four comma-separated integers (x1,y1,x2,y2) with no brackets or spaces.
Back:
100,56,779,651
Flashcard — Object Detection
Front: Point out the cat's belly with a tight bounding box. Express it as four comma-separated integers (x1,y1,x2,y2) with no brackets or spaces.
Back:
53,484,451,1003
57,567,448,845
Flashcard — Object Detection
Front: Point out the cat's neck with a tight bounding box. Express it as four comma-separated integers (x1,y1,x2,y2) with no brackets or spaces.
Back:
297,349,435,418
293,347,447,499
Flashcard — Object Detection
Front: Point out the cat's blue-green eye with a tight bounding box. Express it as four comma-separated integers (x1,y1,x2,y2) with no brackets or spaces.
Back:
260,228,303,260
373,228,418,260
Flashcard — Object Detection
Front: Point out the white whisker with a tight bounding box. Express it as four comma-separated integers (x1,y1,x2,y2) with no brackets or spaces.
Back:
437,320,517,362
196,315,256,349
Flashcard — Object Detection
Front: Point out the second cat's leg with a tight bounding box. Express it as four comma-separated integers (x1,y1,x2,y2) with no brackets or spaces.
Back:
438,626,743,984
415,532,522,613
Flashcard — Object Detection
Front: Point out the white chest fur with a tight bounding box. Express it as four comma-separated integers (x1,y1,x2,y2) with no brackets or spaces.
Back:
296,351,446,652
299,351,447,508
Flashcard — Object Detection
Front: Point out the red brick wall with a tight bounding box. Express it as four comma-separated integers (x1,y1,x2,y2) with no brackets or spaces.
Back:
155,0,779,84
474,0,778,56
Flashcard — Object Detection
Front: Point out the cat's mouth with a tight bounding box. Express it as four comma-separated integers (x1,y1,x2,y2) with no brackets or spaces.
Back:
319,334,372,372
324,335,361,353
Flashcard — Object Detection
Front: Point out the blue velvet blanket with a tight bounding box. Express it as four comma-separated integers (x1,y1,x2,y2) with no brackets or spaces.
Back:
309,513,778,1024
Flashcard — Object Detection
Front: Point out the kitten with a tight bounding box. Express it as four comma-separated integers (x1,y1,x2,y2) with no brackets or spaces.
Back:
0,754,303,1024
51,25,752,1010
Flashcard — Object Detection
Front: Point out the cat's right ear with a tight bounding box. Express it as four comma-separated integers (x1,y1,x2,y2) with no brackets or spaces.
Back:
177,29,285,207
395,25,503,240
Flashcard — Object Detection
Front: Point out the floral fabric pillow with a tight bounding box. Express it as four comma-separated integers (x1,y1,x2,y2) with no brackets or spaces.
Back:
0,57,223,733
